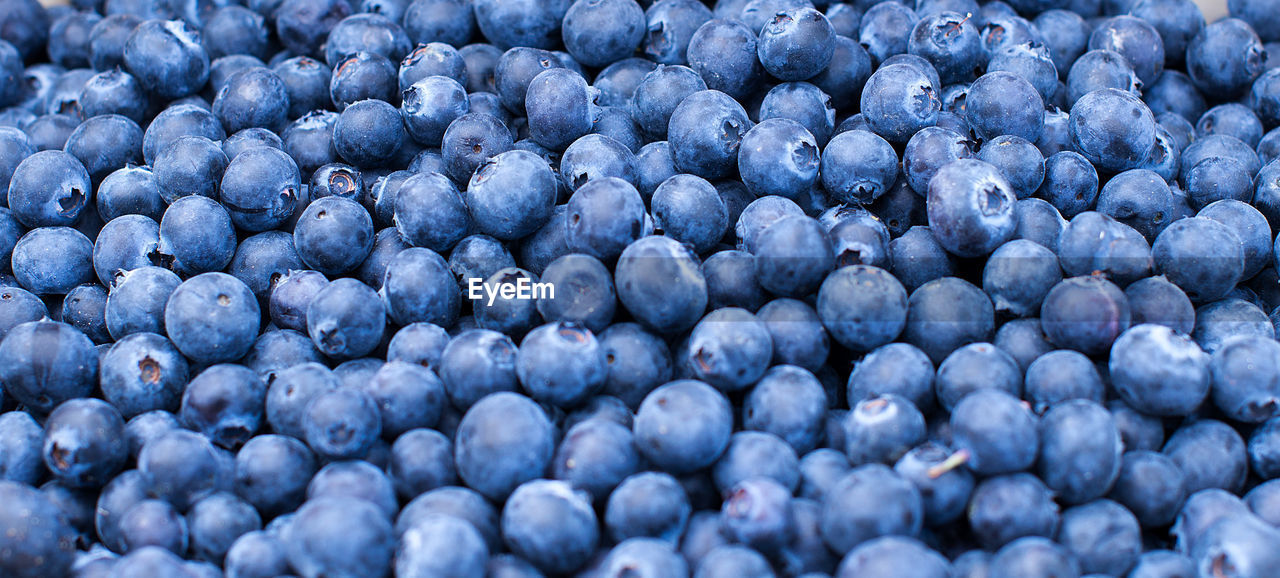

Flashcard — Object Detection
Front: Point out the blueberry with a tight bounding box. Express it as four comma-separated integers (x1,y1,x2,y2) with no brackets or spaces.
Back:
0,481,76,578
1109,323,1210,416
454,392,554,500
329,98,404,168
633,380,732,473
1024,349,1104,414
493,47,562,115
820,464,923,555
180,364,266,450
977,135,1045,200
535,254,615,333
512,322,604,407
982,239,1062,317
222,128,284,162
1037,150,1098,219
615,236,708,334
266,270,327,333
501,479,598,574
1056,212,1152,286
813,35,874,113
436,329,517,410
1172,489,1251,554
838,536,952,577
758,8,837,82
138,429,227,511
306,277,385,360
561,0,645,69
210,55,270,97
858,2,919,64
304,460,398,519
225,531,290,578
1109,450,1186,527
822,129,897,205
283,497,393,578
300,387,382,461
649,174,728,254
395,513,488,578
861,63,939,143
472,267,541,338
926,158,1017,257
403,0,475,47
271,57,332,120
935,342,1022,410
694,544,770,577
903,127,972,196
720,477,794,555
901,276,993,363
0,287,47,342
211,68,290,140
642,0,712,65
201,6,270,61
950,388,1038,475
122,20,209,100
908,11,982,86
464,149,557,240
667,89,751,180
281,110,340,175
379,248,459,329
967,473,1060,550
153,135,228,204
400,76,468,147
38,398,126,490
1187,18,1266,99
561,134,638,191
233,434,317,517
472,0,570,51
1152,216,1245,303
760,83,839,149
1164,419,1249,496
580,325,666,412
241,330,325,379
272,0,353,56
1209,335,1280,422
893,442,974,526
119,499,188,554
686,19,763,101
7,149,90,228
163,272,260,364
1037,400,1123,505
990,537,1081,578
712,431,800,494
847,342,935,412
523,68,595,152
0,320,97,414
328,52,398,110
323,12,411,69
752,214,834,298
1040,275,1131,355
1190,513,1280,578
98,333,187,419
218,146,300,232
1069,88,1158,173
966,71,1045,143
293,196,374,277
187,492,262,565
77,69,148,124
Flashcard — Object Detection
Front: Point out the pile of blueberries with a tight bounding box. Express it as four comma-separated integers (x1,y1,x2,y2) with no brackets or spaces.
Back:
3,0,1280,575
